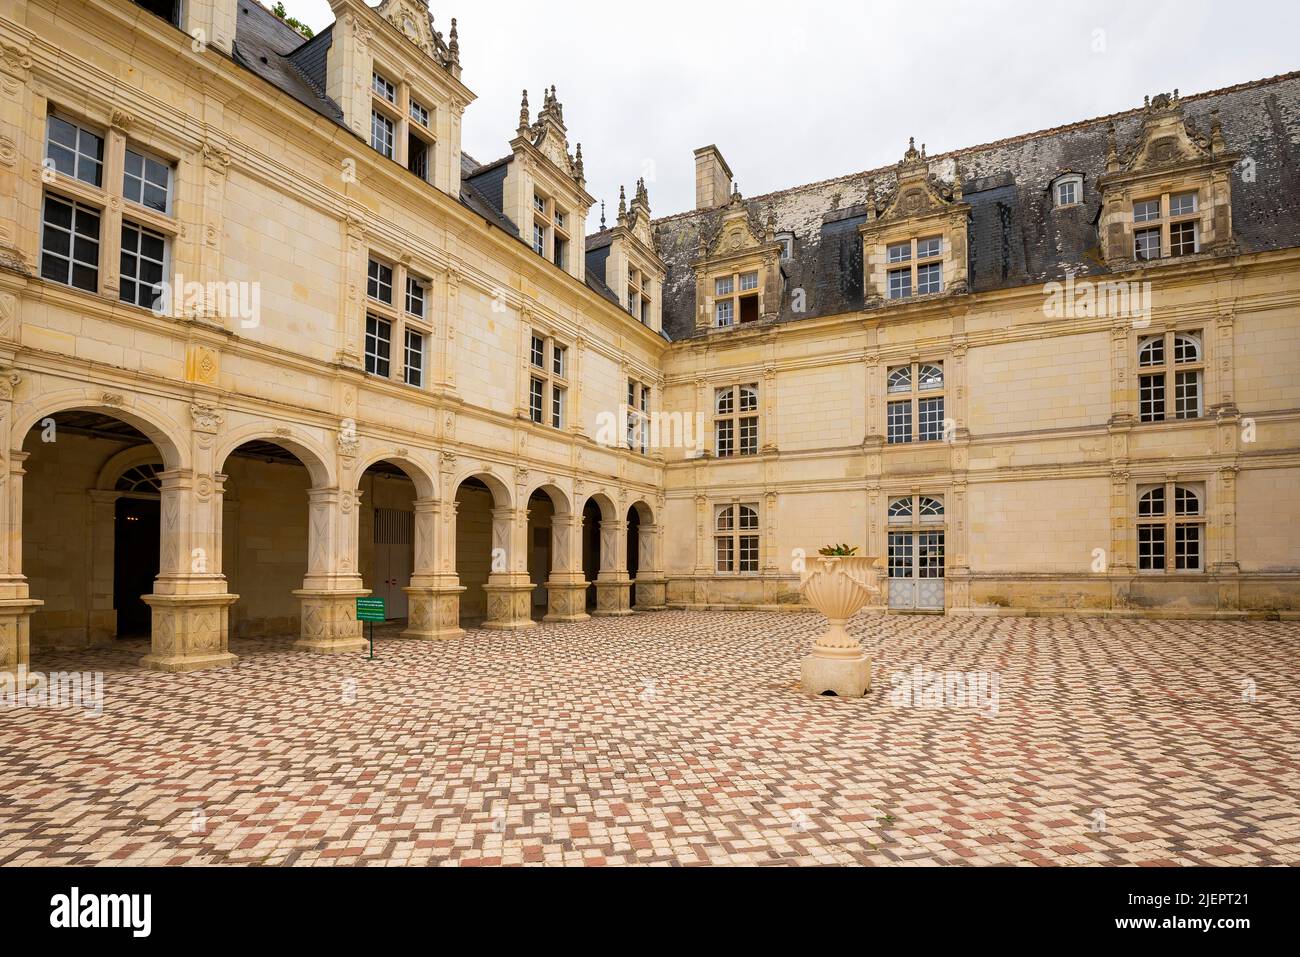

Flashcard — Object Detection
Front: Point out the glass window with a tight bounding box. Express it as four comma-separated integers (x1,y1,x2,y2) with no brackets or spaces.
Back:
530,334,545,367
1056,181,1077,206
119,221,167,309
739,271,759,291
529,378,544,424
715,299,734,327
888,267,912,300
552,344,566,378
715,276,734,296
532,223,546,256
1169,220,1198,256
887,366,912,393
916,236,942,259
45,115,104,187
123,148,172,214
404,329,424,387
1133,199,1161,223
887,400,912,444
405,277,425,318
372,72,396,103
367,259,392,304
916,261,942,295
365,314,391,377
1135,227,1160,260
409,101,429,127
371,112,394,159
887,242,911,263
40,193,100,292
1169,192,1198,216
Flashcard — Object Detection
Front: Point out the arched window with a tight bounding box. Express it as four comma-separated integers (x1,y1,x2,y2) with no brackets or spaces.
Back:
918,496,945,518
1138,330,1203,422
1051,173,1083,208
917,364,944,391
887,366,912,393
115,463,164,494
888,497,913,521
1137,482,1205,573
715,503,759,574
887,361,945,443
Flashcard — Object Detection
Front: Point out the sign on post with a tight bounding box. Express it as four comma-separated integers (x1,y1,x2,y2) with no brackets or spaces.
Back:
356,597,385,660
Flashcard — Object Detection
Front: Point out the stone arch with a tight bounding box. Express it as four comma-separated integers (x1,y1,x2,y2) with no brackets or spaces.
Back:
215,424,334,489
352,449,438,500
627,498,655,525
526,479,572,516
13,389,188,471
452,468,513,508
581,490,618,522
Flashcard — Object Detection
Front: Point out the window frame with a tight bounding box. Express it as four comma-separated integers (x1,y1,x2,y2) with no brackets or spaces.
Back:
886,235,944,301
714,383,759,457
526,330,570,432
711,267,762,327
1131,189,1203,261
1137,330,1203,423
714,503,760,575
886,361,946,444
1136,482,1206,574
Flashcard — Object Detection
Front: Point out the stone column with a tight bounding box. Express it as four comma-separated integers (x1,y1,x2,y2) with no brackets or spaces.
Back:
482,506,537,630
402,496,464,640
632,522,667,611
293,487,369,654
544,512,589,622
594,517,632,616
0,449,42,687
140,469,238,672
87,490,120,645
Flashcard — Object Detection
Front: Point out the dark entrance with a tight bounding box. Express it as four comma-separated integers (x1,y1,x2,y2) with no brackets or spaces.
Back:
582,499,602,611
626,505,641,608
114,497,160,637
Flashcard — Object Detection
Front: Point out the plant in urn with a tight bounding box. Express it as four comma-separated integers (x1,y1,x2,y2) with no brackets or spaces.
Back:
799,545,882,696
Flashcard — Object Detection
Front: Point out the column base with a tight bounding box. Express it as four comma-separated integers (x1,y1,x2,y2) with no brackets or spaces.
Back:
140,593,239,673
402,584,467,641
481,581,538,631
632,577,667,611
801,653,872,697
293,588,369,654
594,579,633,617
543,580,590,622
0,598,42,683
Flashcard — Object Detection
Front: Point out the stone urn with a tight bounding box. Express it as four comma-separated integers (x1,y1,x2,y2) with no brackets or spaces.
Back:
799,555,882,696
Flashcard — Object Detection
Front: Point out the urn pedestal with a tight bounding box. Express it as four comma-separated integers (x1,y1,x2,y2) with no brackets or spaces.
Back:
799,556,882,697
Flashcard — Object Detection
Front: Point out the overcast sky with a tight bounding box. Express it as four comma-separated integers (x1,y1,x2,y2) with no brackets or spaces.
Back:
280,0,1299,231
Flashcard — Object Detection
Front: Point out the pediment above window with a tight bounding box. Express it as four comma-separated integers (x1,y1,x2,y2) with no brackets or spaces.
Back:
870,138,966,225
373,0,460,74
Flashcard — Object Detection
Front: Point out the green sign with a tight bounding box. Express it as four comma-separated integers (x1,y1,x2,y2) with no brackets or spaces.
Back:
356,597,386,623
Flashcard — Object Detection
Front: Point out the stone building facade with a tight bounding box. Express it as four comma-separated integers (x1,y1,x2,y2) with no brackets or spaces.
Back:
0,0,1297,679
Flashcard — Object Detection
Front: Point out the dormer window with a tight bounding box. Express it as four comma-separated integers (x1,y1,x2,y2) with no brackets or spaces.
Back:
409,101,429,127
1052,173,1083,208
371,112,394,159
776,233,794,260
534,194,546,214
372,72,396,104
1132,191,1201,261
712,270,759,326
887,236,943,300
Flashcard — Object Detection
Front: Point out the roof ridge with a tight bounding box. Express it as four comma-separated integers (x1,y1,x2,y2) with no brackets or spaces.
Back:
651,70,1300,226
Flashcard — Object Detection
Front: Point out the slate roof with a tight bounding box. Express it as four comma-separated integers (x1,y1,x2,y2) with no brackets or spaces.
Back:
653,72,1300,341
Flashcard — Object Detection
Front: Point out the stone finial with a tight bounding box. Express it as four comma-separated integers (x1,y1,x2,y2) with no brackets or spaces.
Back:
600,200,606,230
1210,109,1225,153
518,89,530,135
764,210,776,242
448,17,459,64
1105,122,1120,173
951,161,963,202
574,142,584,180
618,184,627,220
635,177,648,207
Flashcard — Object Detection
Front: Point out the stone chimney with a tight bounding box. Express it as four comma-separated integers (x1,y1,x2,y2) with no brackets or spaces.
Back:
694,145,733,210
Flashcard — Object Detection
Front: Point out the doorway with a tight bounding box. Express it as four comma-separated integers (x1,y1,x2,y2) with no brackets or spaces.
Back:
114,496,160,636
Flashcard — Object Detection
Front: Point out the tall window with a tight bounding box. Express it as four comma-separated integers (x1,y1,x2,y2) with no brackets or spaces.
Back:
365,314,391,377
370,67,438,179
626,378,651,453
40,112,177,309
527,331,568,431
531,193,568,268
627,266,652,323
715,384,759,457
1133,190,1200,261
713,269,760,326
886,361,945,444
364,252,427,388
1137,483,1205,573
886,235,943,300
715,504,760,574
1138,331,1202,422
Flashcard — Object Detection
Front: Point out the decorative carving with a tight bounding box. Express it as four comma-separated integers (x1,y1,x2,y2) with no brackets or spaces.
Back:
190,403,223,433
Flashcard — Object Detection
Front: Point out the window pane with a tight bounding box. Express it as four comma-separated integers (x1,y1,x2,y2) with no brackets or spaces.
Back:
1173,334,1200,364
367,259,392,303
1174,523,1201,571
1138,336,1164,367
916,261,942,295
119,220,166,309
887,400,912,444
1135,227,1160,260
888,267,912,299
1174,370,1200,419
917,396,944,441
739,416,758,455
1139,373,1165,423
739,271,759,291
886,242,911,263
1169,192,1198,216
715,536,734,573
739,535,759,572
715,418,734,457
715,276,734,296
405,277,425,317
887,366,912,393
888,532,913,578
529,378,544,423
1138,487,1165,518
715,506,734,532
1174,486,1200,517
715,300,734,326
918,532,945,578
1137,524,1166,571
918,363,944,390
1133,199,1161,223
916,236,942,259
404,329,424,387
715,387,734,415
364,314,391,377
1169,220,1197,256
738,384,758,412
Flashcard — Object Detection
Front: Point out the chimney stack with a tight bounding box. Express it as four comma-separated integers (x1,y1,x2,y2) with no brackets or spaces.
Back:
694,145,733,210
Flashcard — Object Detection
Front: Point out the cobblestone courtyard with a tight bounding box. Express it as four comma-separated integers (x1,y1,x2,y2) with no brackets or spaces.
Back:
1,611,1297,866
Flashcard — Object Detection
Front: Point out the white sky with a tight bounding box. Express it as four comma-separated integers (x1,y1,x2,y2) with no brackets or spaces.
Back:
279,0,1299,232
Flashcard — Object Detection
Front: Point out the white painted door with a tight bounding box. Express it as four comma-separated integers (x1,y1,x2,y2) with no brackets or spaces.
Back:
888,530,945,610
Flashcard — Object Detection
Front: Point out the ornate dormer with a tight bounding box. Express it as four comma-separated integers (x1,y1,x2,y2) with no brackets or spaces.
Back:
325,0,473,196
502,85,595,282
692,185,782,331
859,138,970,307
588,179,666,331
1097,91,1241,269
